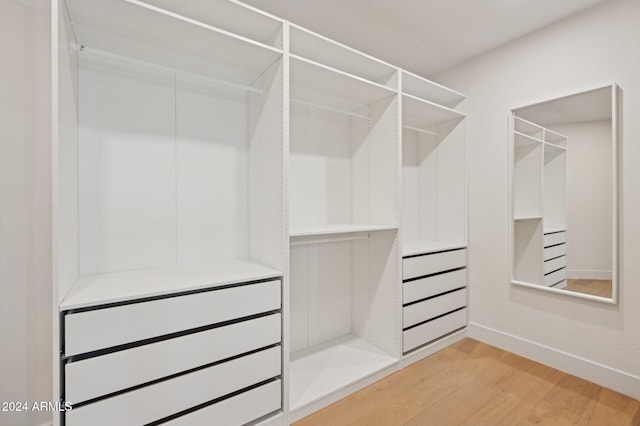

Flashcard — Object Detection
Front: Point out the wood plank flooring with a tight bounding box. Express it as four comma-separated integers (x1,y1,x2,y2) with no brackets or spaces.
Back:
294,338,639,426
565,279,613,299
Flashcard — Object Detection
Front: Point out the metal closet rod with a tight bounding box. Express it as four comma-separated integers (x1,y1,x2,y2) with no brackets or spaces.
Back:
78,45,263,94
290,233,370,246
403,124,438,137
290,98,369,120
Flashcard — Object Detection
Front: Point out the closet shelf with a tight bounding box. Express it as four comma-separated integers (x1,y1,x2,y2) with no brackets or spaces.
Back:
60,259,281,311
66,0,283,86
514,131,543,146
514,215,543,221
402,240,467,257
401,70,466,110
289,224,397,238
290,24,397,87
402,93,466,130
290,55,396,114
289,334,397,415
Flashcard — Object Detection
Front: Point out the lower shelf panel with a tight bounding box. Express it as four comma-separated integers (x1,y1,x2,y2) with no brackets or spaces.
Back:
289,334,397,417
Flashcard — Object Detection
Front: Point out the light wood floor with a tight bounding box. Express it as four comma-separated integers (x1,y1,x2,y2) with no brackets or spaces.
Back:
294,338,640,426
565,279,613,299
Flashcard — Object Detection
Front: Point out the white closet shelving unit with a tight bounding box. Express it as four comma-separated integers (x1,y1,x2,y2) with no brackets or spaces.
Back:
287,23,401,421
400,71,468,359
401,71,467,256
52,2,469,425
511,115,567,287
53,0,286,425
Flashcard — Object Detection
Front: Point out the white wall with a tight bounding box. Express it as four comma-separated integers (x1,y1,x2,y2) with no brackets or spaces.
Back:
552,120,613,280
0,1,53,425
437,0,640,397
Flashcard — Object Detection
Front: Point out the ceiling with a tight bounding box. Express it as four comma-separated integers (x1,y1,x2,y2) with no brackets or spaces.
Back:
242,0,609,76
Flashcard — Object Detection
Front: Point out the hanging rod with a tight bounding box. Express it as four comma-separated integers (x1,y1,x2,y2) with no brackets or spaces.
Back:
402,125,438,137
78,46,263,94
290,233,370,246
291,98,369,120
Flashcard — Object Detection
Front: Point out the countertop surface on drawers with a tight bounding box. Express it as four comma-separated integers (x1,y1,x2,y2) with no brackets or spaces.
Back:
61,259,282,311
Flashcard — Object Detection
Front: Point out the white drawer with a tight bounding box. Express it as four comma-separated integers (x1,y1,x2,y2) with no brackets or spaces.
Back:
403,249,466,281
65,279,281,356
544,231,566,247
65,346,281,426
544,256,566,275
403,308,466,353
403,289,466,329
544,268,566,286
543,244,566,261
66,313,281,404
403,269,466,304
165,380,281,425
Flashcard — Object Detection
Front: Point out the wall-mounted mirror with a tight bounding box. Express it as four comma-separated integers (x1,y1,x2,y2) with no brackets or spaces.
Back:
510,84,621,303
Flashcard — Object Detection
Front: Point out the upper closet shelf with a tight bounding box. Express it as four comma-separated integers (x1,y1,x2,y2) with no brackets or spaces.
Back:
65,0,283,86
514,131,543,147
290,224,398,238
290,24,397,88
514,116,544,139
139,0,284,48
290,55,397,113
402,70,466,111
402,240,467,257
402,93,466,131
60,259,282,311
544,129,568,146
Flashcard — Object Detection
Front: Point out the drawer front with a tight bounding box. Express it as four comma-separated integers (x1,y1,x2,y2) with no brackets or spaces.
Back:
66,313,281,404
544,231,566,247
164,379,281,425
65,346,281,426
65,279,281,356
403,249,466,281
403,269,466,304
543,244,566,261
404,308,466,353
544,256,566,275
403,288,466,328
544,268,566,286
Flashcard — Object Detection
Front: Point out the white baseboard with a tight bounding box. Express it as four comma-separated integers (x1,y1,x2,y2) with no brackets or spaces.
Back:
468,322,640,400
567,269,612,280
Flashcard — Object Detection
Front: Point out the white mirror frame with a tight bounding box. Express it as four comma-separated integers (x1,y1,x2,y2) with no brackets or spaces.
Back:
508,83,620,304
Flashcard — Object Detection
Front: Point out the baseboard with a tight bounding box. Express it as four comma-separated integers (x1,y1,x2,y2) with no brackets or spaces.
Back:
468,322,640,400
567,269,612,280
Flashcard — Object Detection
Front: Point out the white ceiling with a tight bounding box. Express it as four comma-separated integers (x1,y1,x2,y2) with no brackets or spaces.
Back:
242,0,609,76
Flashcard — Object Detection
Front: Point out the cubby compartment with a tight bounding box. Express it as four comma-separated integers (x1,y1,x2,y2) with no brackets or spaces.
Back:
57,0,286,310
401,71,467,256
289,230,399,419
514,218,543,284
289,48,399,237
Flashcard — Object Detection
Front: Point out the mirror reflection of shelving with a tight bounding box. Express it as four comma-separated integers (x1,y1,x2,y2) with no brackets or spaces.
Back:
401,71,467,256
288,24,400,420
512,115,568,287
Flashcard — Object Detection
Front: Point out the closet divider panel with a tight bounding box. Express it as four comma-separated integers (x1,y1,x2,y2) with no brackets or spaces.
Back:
248,58,287,270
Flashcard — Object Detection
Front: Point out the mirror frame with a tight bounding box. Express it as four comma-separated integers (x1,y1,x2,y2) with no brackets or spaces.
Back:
508,83,620,304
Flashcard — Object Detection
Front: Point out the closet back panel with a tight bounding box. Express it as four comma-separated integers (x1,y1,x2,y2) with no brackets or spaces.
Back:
543,151,567,230
289,105,352,227
78,55,249,275
289,241,352,353
402,119,465,242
